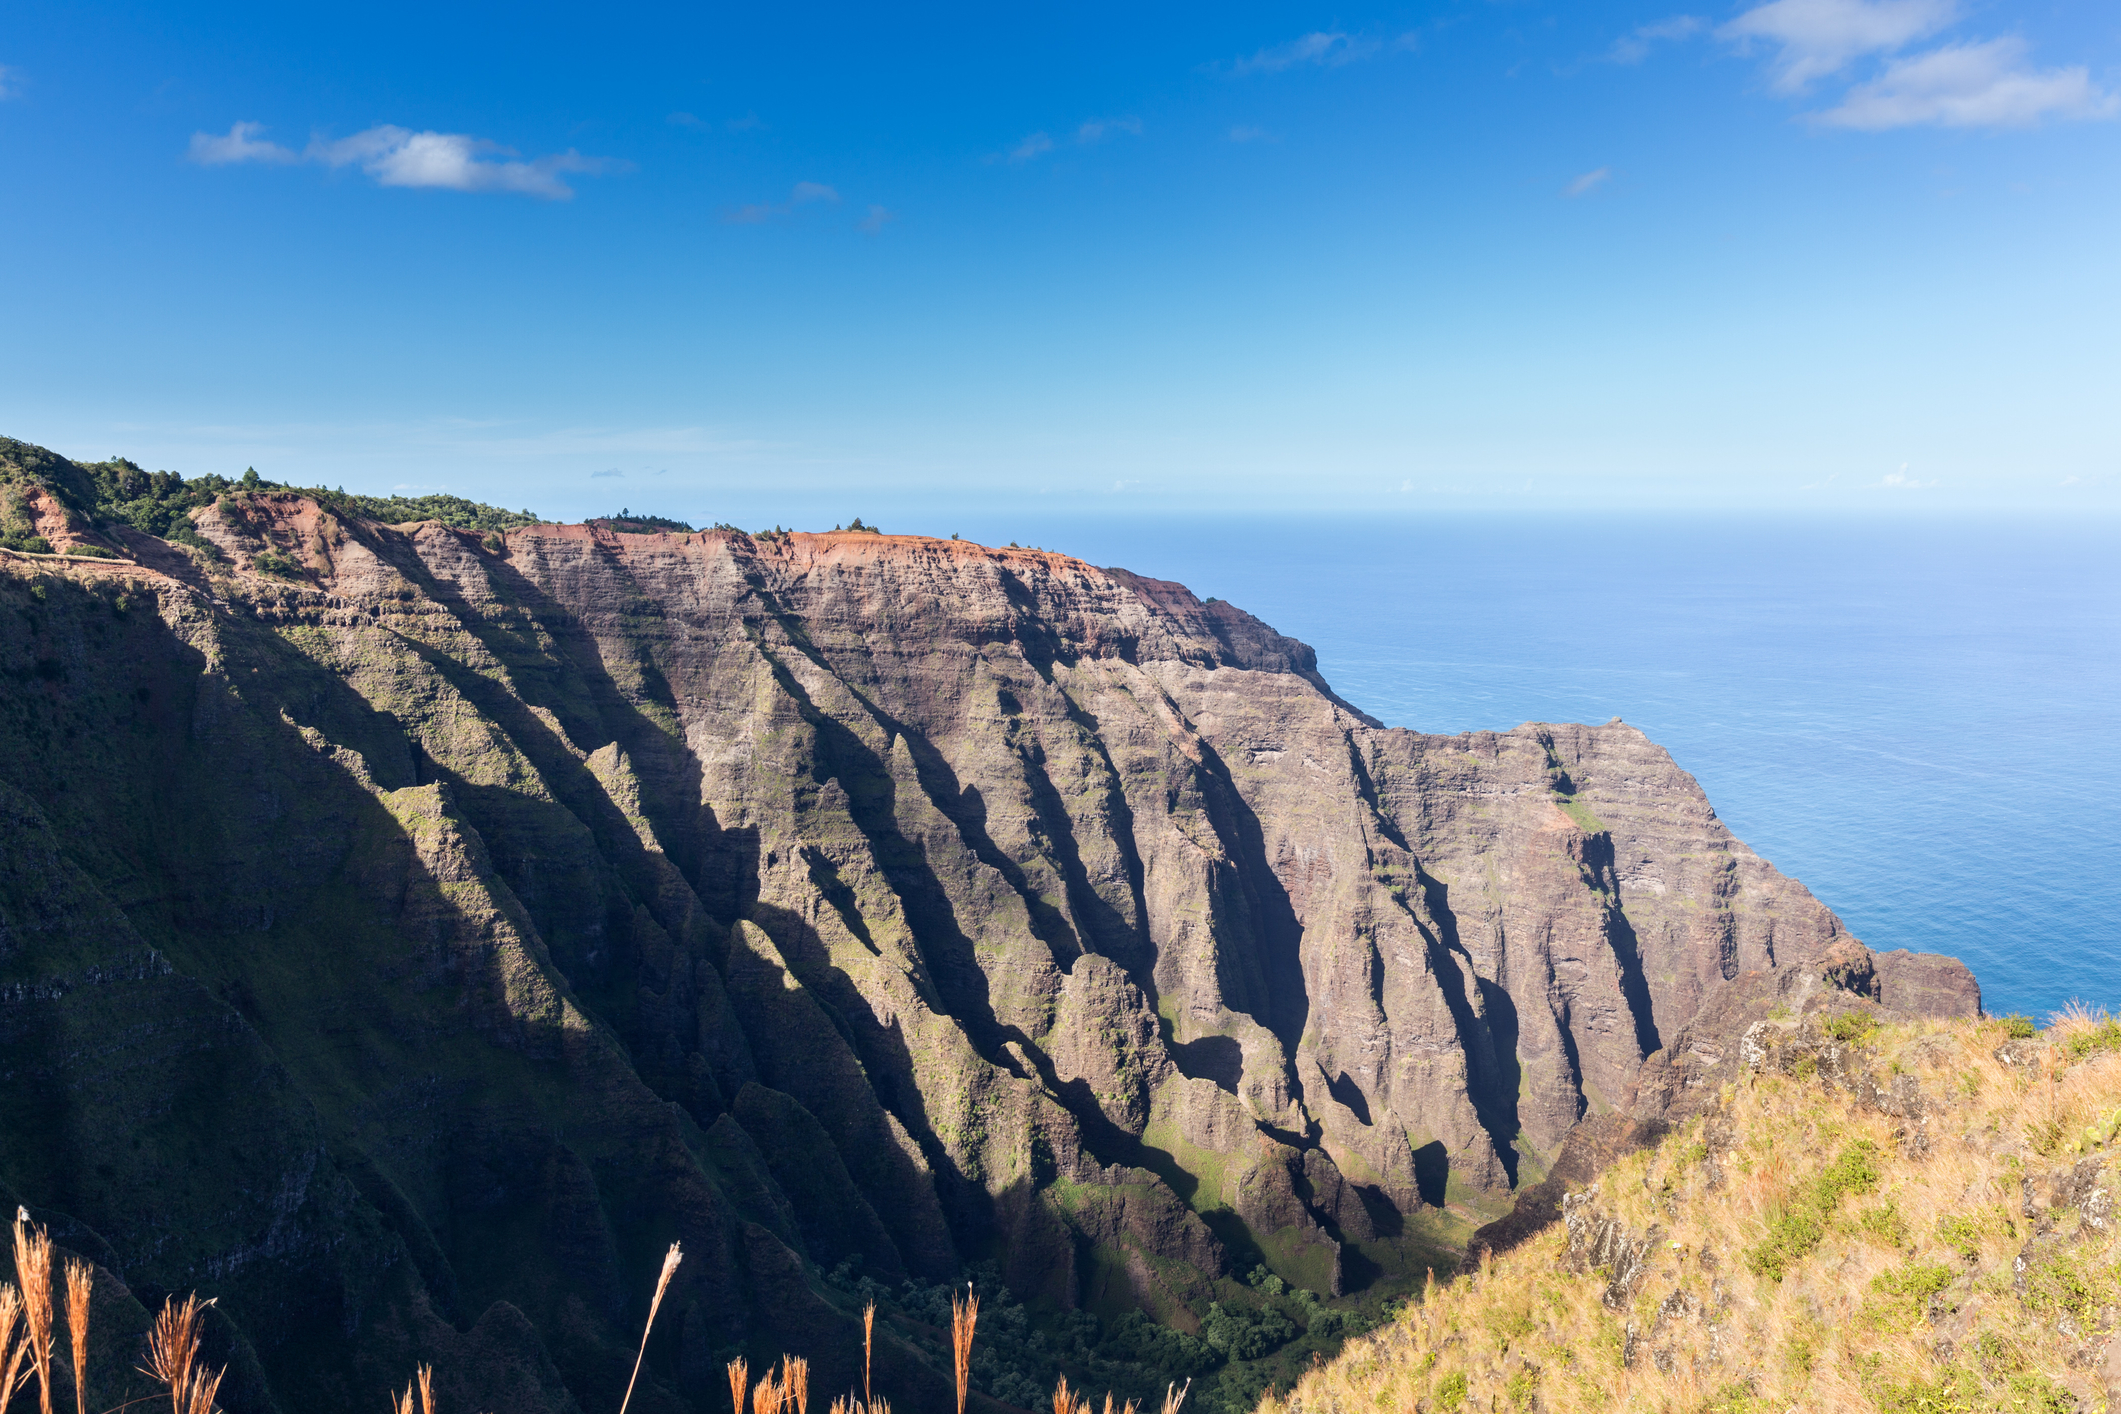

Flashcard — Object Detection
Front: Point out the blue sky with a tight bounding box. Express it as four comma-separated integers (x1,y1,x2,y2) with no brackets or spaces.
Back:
2,1,2116,526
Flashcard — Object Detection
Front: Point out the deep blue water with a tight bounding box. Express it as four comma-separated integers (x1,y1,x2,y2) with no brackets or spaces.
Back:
963,514,2121,1020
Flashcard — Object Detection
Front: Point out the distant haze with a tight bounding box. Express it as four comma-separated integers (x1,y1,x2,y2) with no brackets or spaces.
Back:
1,0,2116,519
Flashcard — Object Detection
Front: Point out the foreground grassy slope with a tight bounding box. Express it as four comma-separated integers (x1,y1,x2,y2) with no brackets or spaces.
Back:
1268,1010,2121,1414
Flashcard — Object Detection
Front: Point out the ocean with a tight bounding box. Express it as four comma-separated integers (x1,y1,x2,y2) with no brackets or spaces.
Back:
980,513,2121,1021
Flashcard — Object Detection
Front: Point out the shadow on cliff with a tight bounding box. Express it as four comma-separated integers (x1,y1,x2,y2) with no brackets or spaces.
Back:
1414,873,1523,1189
347,529,769,1108
0,573,760,1414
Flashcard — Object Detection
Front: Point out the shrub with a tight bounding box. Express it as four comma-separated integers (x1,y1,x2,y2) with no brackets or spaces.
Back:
1856,1200,1909,1248
1199,1302,1294,1361
1865,1260,1952,1329
2019,1248,2117,1323
1746,1140,1882,1280
2000,1015,2038,1040
1822,1011,1878,1044
253,549,303,580
1935,1207,2012,1261
2065,1016,2121,1062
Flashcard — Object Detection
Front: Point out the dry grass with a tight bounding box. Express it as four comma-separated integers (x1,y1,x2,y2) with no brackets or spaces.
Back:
1259,1011,2121,1414
619,1242,683,1414
388,1364,436,1414
1,1281,29,1408
140,1292,222,1414
3,1212,224,1414
951,1288,979,1414
747,1355,814,1414
15,1211,54,1414
63,1261,89,1414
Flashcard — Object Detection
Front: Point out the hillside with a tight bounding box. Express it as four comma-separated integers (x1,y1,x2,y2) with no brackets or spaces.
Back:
0,435,1978,1414
1267,1009,2121,1413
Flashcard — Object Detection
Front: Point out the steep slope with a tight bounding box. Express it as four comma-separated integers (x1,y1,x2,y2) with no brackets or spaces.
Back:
0,440,1977,1414
1268,1007,2121,1414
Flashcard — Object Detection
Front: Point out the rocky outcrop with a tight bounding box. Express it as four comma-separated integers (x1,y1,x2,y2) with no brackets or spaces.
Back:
0,452,1980,1414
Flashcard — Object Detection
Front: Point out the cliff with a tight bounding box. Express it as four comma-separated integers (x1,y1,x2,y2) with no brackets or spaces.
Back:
0,443,1978,1414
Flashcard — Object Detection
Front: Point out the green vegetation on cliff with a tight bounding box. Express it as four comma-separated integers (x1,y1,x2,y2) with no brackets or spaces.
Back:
0,437,540,546
1267,1011,2121,1414
596,511,696,533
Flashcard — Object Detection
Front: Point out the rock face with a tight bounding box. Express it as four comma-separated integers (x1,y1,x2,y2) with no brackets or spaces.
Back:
0,463,1979,1413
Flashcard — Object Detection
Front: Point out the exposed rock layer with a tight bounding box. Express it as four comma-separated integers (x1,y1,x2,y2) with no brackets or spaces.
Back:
0,472,1978,1413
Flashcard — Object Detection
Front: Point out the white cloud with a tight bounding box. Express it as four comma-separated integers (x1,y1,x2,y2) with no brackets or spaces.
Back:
1565,166,1612,197
1881,465,1937,488
187,121,299,165
1075,116,1141,144
673,112,765,132
1819,38,2118,129
0,65,21,101
1228,125,1274,143
724,181,842,224
1721,0,1955,91
306,126,612,199
1001,120,1137,164
1007,131,1055,163
1230,31,1375,76
858,204,897,234
1609,15,1706,65
187,121,616,198
591,468,624,479
1718,1,2115,132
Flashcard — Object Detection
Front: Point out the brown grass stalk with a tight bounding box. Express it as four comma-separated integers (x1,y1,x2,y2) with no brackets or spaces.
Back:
617,1242,682,1414
727,1356,748,1414
861,1301,874,1410
139,1294,219,1414
949,1288,977,1414
181,1366,222,1414
1,1282,30,1408
783,1355,807,1414
15,1212,54,1414
1157,1379,1189,1414
749,1363,782,1414
63,1260,89,1414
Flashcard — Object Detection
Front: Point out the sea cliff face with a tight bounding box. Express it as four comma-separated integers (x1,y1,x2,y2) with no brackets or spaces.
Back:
0,472,1978,1414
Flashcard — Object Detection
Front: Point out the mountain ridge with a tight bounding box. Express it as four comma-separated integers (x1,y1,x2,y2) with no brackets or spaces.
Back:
0,437,1978,1414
